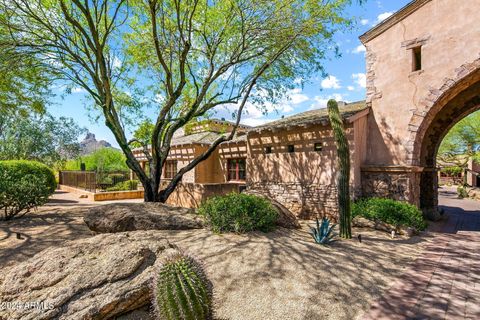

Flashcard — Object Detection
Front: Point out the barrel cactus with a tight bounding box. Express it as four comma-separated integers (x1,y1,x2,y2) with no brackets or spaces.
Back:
327,99,352,239
152,250,213,320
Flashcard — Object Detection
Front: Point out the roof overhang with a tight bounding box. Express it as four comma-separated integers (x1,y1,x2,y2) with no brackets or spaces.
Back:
359,0,431,44
346,107,370,123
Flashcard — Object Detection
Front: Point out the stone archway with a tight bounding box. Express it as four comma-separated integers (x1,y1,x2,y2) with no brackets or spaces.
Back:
405,57,480,217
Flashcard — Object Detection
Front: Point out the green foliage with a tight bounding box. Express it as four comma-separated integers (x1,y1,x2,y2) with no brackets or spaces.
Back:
457,186,469,199
131,120,155,148
0,13,54,116
152,251,213,320
440,166,463,176
0,160,56,220
327,99,352,239
352,198,428,231
0,0,367,202
310,218,336,245
106,180,138,192
0,111,85,168
64,148,128,172
198,193,278,233
438,111,480,167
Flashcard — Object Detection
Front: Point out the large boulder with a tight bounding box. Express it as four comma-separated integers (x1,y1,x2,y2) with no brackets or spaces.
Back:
84,202,204,233
244,191,300,229
352,216,417,237
0,231,175,320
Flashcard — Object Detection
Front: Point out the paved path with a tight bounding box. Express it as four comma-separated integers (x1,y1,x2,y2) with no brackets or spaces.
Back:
363,187,480,320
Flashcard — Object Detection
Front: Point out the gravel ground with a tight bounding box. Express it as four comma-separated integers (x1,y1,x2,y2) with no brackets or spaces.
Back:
0,191,429,320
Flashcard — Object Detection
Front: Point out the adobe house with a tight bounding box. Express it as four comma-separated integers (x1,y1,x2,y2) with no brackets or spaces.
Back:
359,0,480,218
467,160,480,188
246,101,368,218
133,102,369,218
132,120,250,208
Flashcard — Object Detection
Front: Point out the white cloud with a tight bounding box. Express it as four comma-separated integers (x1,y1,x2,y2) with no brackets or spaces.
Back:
288,88,309,105
309,94,345,110
377,12,393,22
352,73,367,88
241,118,271,127
352,44,366,54
321,76,341,89
72,87,86,93
347,86,355,91
360,19,369,26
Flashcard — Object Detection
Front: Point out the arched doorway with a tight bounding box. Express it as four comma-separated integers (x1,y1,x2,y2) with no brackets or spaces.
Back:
407,64,480,218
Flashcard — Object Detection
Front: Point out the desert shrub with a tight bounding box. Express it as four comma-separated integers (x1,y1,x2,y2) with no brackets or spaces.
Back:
0,160,56,220
352,198,427,230
106,180,138,191
457,186,468,199
152,251,213,320
198,193,278,233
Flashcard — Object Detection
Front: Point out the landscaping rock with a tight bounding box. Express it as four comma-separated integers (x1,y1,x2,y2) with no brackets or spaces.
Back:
352,216,417,237
0,232,176,320
84,202,204,233
244,191,301,229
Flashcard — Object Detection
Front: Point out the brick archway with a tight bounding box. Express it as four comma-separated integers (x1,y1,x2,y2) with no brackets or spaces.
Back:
404,57,480,216
406,57,480,166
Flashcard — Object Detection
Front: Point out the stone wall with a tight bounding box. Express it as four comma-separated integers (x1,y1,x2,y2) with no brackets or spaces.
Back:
361,167,422,207
247,182,338,220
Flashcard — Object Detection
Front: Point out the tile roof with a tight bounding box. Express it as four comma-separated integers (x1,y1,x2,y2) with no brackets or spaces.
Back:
251,100,368,132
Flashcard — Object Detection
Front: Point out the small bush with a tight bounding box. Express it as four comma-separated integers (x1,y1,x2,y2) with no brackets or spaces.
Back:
352,198,427,230
0,160,56,220
198,193,278,233
457,186,468,199
106,180,138,191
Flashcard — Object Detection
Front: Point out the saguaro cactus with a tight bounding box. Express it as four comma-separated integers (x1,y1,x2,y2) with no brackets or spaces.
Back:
327,99,352,239
152,250,213,320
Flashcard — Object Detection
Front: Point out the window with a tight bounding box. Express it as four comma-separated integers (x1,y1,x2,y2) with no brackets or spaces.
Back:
314,142,323,152
287,145,295,153
227,158,246,181
412,46,422,71
265,146,272,154
164,160,177,179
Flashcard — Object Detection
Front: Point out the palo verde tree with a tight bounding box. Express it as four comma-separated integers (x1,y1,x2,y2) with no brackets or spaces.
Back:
437,111,480,168
0,0,364,202
327,99,351,239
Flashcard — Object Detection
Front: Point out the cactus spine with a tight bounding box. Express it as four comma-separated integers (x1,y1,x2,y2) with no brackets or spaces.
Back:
152,251,213,320
327,99,352,239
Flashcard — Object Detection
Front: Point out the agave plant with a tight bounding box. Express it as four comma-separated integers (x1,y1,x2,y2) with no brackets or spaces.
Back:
310,218,336,245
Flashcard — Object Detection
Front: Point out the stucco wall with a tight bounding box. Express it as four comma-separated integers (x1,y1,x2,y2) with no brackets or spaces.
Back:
467,160,480,187
246,120,366,218
364,0,480,166
164,182,243,208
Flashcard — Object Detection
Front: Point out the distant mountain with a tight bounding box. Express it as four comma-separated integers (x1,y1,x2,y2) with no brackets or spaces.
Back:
79,132,115,155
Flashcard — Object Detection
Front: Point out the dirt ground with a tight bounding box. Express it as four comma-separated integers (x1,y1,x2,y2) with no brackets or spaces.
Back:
0,191,430,320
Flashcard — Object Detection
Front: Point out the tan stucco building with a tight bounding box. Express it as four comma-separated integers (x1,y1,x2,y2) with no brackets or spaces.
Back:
359,0,480,217
134,102,369,218
135,0,480,219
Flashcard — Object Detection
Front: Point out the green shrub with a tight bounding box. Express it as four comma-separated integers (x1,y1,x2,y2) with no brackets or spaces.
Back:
198,193,278,233
457,186,468,199
352,198,427,230
152,251,213,320
0,160,56,220
106,180,138,191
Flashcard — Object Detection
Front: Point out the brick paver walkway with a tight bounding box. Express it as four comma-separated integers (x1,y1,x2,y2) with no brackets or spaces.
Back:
363,187,480,320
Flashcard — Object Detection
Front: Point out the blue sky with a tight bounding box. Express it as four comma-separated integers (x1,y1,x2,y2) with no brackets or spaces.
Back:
47,0,412,147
